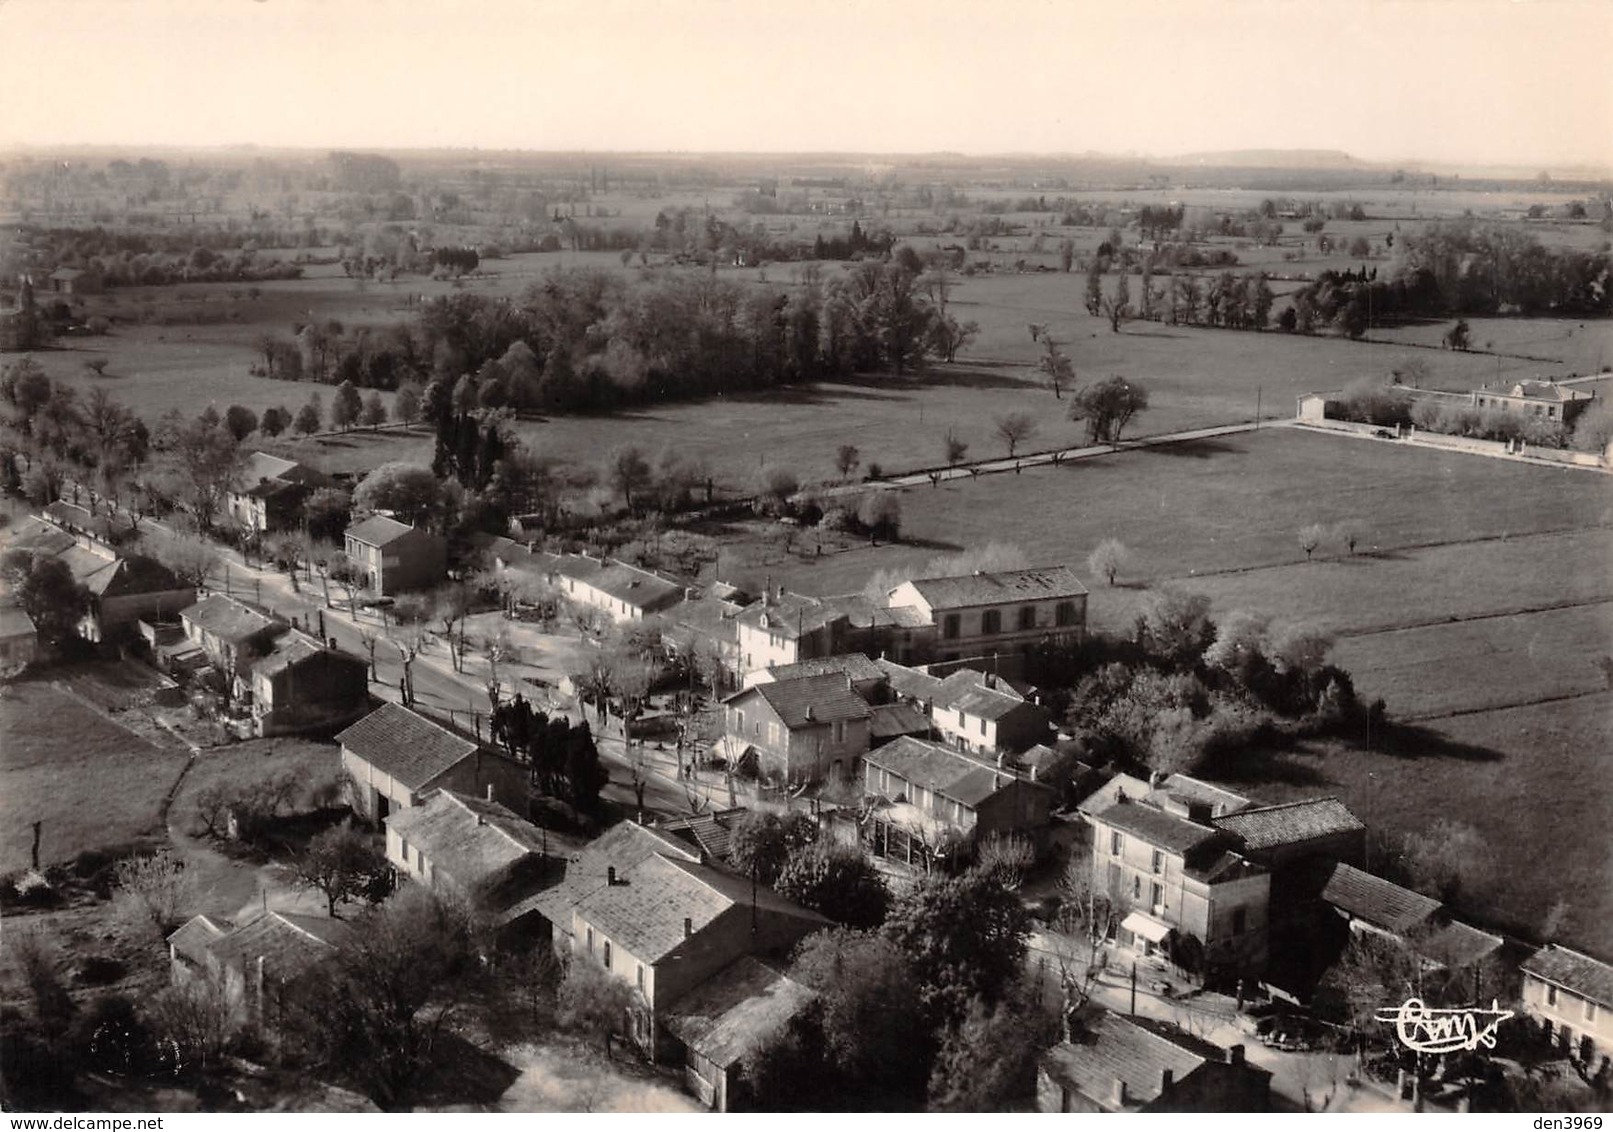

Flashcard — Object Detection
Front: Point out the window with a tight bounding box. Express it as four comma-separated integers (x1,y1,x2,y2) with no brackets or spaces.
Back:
1547,984,1559,1007
1019,605,1037,630
1150,881,1162,911
586,927,594,954
978,718,986,735
1055,602,1077,627
1110,831,1123,856
1232,908,1247,935
1585,998,1596,1023
943,614,961,640
603,940,612,969
736,710,744,733
1132,875,1142,900
957,708,965,726
1151,849,1164,875
834,720,845,743
981,609,1001,635
637,964,645,992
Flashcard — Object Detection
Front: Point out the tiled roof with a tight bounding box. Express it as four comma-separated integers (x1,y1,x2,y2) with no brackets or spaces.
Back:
1151,774,1251,817
335,703,478,791
1040,1010,1248,1109
655,808,749,860
1096,800,1223,855
1076,773,1152,817
1509,381,1589,402
575,853,825,965
738,673,871,729
1319,863,1440,934
181,593,281,641
253,631,365,678
1184,849,1264,884
1420,920,1504,972
345,514,418,547
233,451,327,492
1212,797,1364,851
529,820,704,928
903,565,1088,610
865,735,1042,809
868,701,931,740
387,791,547,888
43,500,93,530
766,653,884,685
948,683,1036,722
874,657,944,702
167,914,230,965
664,957,815,1070
734,592,845,637
205,910,346,980
558,557,685,611
1522,945,1613,1009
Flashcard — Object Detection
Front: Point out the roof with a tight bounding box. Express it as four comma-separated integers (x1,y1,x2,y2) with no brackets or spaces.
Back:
205,910,346,979
1420,920,1504,972
1522,945,1613,1009
573,853,825,965
664,957,816,1070
180,593,280,642
1150,774,1251,817
730,673,871,729
556,556,685,612
43,500,94,530
1184,849,1264,884
344,514,420,547
868,701,932,740
335,703,478,791
0,604,36,639
253,631,365,678
1320,863,1441,934
864,735,1045,809
900,565,1088,610
655,808,749,860
529,820,704,928
167,914,230,965
766,652,885,686
875,657,944,703
1076,772,1153,817
734,592,846,638
1040,1010,1254,1110
946,683,1036,723
386,790,548,888
1507,381,1592,402
1095,800,1223,855
1212,797,1364,852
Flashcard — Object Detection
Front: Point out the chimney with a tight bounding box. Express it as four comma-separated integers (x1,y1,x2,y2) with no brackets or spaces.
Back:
1110,1078,1128,1107
683,916,693,939
845,673,853,692
607,866,617,886
1030,763,1038,782
1161,1068,1174,1092
1226,1044,1245,1066
805,705,815,722
777,584,784,602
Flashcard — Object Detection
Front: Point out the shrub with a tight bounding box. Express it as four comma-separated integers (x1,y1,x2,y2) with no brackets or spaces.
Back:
820,505,853,532
1409,399,1446,432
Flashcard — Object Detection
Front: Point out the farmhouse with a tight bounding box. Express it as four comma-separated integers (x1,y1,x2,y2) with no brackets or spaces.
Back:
885,564,1087,663
167,910,347,1028
550,554,687,623
247,629,371,736
1087,800,1270,975
566,850,827,1058
343,515,447,596
336,702,526,821
180,593,286,693
523,820,704,952
719,672,872,785
862,735,1054,870
663,956,816,1112
1471,380,1595,425
929,667,1050,756
1520,945,1613,1064
1038,1010,1271,1113
226,451,331,534
1212,796,1366,905
1318,862,1503,973
384,788,559,918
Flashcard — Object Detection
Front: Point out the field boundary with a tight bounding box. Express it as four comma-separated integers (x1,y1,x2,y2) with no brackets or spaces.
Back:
1397,687,1611,725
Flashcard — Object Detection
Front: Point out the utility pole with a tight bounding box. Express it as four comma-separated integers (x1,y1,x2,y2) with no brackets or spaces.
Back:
1130,961,1137,1016
1256,386,1262,429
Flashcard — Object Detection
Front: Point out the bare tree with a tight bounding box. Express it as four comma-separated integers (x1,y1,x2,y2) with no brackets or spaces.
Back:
295,822,387,918
1086,538,1132,586
993,413,1037,458
114,850,197,940
1038,337,1074,400
1298,523,1328,561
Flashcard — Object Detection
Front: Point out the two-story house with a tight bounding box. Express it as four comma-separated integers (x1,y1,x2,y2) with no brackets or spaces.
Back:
719,673,871,786
180,593,287,697
226,452,331,535
248,629,371,736
1087,800,1270,977
863,735,1054,870
885,564,1087,663
343,515,447,596
337,702,528,821
551,554,687,623
733,591,853,673
930,667,1051,755
1038,1010,1271,1113
1520,945,1613,1065
747,652,887,701
1471,380,1595,426
1212,797,1367,909
567,851,828,1057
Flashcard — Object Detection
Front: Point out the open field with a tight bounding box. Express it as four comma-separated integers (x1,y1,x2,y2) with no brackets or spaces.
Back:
168,737,343,839
0,681,190,873
1233,692,1613,949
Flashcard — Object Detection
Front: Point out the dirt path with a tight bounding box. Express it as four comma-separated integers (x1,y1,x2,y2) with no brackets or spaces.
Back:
489,1041,699,1113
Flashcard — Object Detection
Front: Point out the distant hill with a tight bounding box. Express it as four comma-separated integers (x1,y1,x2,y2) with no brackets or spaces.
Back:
1167,149,1372,170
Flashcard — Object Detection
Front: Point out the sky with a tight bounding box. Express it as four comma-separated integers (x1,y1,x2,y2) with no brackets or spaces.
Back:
4,0,1611,171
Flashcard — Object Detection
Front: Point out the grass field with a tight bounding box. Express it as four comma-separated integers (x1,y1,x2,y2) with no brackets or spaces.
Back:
168,737,343,839
0,681,190,874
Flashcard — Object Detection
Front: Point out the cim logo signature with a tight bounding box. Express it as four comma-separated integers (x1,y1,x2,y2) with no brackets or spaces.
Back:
1374,998,1514,1055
